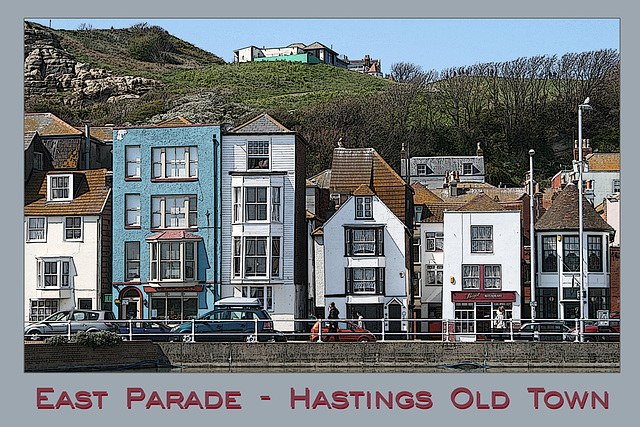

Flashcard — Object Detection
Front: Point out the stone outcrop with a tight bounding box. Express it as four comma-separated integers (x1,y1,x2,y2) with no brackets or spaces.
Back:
24,22,160,104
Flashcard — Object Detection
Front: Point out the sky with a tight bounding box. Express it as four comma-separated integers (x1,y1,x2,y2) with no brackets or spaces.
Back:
27,18,619,75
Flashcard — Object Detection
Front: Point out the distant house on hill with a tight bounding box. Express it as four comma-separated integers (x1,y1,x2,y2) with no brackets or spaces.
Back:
233,42,348,68
347,55,383,77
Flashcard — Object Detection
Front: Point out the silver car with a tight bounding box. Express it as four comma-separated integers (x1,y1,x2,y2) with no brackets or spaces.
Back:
24,309,118,341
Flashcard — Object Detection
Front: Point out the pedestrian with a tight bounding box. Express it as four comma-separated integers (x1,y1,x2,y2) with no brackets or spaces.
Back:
327,302,340,342
494,305,505,340
356,311,364,329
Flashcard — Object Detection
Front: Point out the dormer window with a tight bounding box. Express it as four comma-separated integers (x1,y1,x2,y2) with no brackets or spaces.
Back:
355,196,373,219
462,163,473,175
47,174,73,202
247,141,269,169
417,164,427,176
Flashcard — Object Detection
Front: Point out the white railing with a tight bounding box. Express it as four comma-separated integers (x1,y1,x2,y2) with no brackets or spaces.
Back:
23,317,620,343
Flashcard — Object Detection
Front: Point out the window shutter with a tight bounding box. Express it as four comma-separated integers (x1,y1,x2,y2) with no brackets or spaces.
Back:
376,227,384,255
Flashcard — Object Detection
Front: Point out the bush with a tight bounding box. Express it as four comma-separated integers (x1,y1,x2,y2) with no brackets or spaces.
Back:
44,335,69,346
73,331,121,349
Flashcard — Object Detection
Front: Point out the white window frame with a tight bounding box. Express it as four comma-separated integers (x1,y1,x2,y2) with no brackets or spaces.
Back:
233,187,242,223
483,265,502,289
417,164,427,176
355,196,373,219
152,147,198,179
247,140,270,170
426,264,443,286
471,225,493,253
125,146,141,179
149,241,198,282
125,194,141,227
245,187,268,221
125,241,140,281
47,174,73,202
612,179,620,193
244,237,268,277
233,236,281,279
241,285,274,311
37,258,73,289
26,217,46,242
462,163,473,175
63,216,83,241
151,195,197,229
271,187,281,222
425,231,444,251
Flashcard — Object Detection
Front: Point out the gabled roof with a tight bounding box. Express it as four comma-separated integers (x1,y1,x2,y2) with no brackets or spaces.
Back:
456,192,505,211
586,152,620,171
307,169,332,189
305,42,335,53
412,181,444,204
229,113,291,133
24,131,38,151
155,116,194,126
24,113,82,136
420,202,465,223
24,169,110,216
74,126,114,142
535,183,614,232
353,184,375,196
145,230,203,241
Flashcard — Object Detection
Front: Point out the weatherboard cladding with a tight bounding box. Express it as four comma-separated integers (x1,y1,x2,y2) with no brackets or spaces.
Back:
24,169,110,216
534,183,614,232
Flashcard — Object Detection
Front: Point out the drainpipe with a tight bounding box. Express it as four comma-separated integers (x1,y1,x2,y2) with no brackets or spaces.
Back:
84,121,91,169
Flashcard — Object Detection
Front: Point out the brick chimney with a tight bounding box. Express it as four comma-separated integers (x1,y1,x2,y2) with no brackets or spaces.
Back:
573,139,593,162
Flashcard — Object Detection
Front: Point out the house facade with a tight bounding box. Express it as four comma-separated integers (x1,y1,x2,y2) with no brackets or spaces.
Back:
110,123,222,321
24,169,112,321
220,114,308,332
534,183,615,321
234,42,348,68
319,186,410,335
442,194,522,341
402,146,486,189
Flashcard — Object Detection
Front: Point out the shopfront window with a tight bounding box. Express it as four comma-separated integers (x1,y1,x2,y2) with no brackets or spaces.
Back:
150,292,198,321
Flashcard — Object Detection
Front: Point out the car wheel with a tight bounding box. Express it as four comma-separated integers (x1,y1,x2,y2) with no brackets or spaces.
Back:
182,334,194,343
245,335,257,343
26,330,42,341
358,337,370,342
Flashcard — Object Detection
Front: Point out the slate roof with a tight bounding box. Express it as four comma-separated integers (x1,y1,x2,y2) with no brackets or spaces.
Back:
456,192,506,211
330,147,409,222
412,181,444,205
534,183,614,232
229,113,292,133
24,113,82,136
307,169,332,189
24,169,110,216
75,126,114,142
24,131,38,150
145,230,203,241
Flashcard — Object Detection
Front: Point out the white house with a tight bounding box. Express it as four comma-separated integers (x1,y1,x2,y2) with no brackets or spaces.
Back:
220,114,308,333
442,193,522,341
317,184,410,336
24,169,112,321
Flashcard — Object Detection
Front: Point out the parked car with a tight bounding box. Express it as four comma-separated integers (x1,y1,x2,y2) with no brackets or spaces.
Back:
310,320,376,342
116,321,173,341
514,321,573,342
569,313,620,342
170,297,286,342
24,309,118,341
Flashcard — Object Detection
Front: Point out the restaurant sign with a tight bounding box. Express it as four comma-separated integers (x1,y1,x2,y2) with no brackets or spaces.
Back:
451,291,516,302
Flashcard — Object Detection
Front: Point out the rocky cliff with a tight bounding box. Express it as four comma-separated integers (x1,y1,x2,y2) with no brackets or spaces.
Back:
24,22,160,105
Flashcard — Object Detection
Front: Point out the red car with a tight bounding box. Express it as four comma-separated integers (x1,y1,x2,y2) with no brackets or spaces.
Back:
310,320,376,342
570,313,620,342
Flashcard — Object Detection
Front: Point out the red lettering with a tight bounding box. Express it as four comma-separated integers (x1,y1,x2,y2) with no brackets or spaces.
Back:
564,391,589,409
166,391,184,409
55,391,75,409
592,391,609,409
331,391,349,410
349,391,365,409
205,391,222,409
492,391,510,409
145,391,166,409
376,391,393,409
527,387,545,409
75,391,92,410
127,387,145,409
451,387,473,409
312,391,331,409
291,387,309,409
92,391,108,409
544,391,564,409
37,388,55,409
476,391,490,409
183,391,203,409
396,391,414,409
415,391,433,409
225,391,242,409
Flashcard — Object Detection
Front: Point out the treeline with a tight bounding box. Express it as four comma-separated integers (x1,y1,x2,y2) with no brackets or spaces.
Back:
277,49,619,186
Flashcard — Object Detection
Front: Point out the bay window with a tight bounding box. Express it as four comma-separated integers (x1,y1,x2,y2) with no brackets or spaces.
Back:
37,258,72,288
149,241,198,282
346,267,385,294
233,236,282,279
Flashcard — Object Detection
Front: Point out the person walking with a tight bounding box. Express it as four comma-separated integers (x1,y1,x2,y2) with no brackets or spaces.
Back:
327,302,340,342
356,311,364,329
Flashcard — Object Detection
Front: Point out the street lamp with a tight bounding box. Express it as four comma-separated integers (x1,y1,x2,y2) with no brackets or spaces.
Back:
529,149,536,321
577,97,593,342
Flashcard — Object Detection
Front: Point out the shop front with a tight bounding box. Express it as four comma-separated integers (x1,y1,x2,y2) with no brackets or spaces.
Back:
449,291,517,341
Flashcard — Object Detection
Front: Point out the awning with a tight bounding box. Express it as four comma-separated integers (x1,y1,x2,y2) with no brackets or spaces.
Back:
451,291,516,302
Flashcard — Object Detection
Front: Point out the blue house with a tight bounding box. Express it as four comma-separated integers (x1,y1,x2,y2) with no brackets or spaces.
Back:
111,120,221,321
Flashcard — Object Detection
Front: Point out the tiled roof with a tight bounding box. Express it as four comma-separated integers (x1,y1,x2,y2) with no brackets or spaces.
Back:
412,181,444,204
145,230,203,241
305,42,333,52
456,192,505,211
75,126,114,142
420,202,465,223
24,113,82,136
586,152,620,171
535,183,614,232
155,116,193,126
434,187,528,203
353,184,375,196
24,169,110,216
230,113,291,133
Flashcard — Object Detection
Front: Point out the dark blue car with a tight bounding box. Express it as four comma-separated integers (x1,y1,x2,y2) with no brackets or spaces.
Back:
117,321,172,341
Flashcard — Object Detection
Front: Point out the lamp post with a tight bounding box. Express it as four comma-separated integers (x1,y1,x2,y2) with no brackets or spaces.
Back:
577,97,593,342
529,149,536,321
